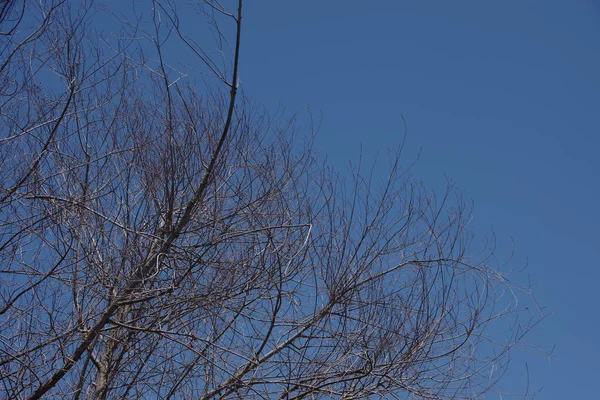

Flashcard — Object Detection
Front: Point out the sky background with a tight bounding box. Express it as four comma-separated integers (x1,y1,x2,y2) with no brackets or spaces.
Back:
235,1,599,398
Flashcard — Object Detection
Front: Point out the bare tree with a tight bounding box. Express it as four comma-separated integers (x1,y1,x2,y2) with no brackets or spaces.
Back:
0,1,543,399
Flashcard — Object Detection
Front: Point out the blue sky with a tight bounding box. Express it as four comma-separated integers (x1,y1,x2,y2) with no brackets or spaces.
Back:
237,1,599,398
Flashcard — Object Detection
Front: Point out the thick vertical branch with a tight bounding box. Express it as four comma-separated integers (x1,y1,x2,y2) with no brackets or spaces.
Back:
24,2,245,399
172,0,243,234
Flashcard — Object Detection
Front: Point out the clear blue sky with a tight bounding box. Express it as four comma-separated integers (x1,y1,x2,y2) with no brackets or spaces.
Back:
236,1,599,398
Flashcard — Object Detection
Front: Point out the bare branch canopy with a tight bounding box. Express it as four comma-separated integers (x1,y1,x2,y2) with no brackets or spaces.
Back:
0,1,543,399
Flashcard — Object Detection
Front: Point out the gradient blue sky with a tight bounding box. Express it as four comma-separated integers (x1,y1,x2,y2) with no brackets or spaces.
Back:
236,1,599,398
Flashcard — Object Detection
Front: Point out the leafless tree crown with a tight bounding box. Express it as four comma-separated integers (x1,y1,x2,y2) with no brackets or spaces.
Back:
0,1,542,399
